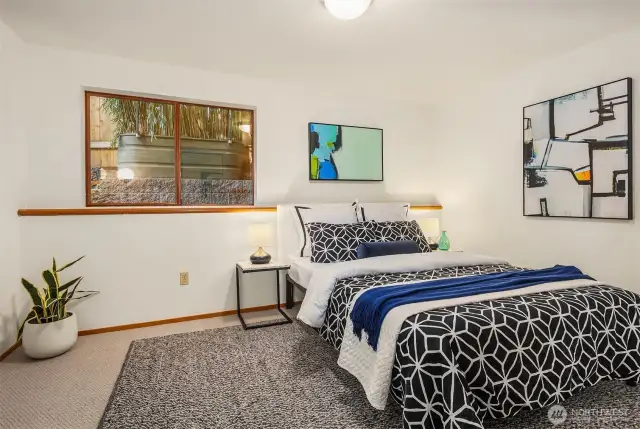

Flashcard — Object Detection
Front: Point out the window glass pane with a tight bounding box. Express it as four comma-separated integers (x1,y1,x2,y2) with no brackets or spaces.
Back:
89,96,176,205
179,105,253,205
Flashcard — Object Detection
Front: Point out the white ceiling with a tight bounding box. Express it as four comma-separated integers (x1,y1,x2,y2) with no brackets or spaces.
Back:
1,0,639,103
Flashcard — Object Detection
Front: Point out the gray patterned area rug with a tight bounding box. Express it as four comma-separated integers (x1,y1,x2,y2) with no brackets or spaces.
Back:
100,322,640,429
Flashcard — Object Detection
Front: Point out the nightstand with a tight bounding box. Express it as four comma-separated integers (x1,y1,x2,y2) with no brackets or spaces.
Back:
235,261,292,330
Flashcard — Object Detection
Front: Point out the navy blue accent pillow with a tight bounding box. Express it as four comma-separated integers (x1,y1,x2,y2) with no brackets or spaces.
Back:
356,240,421,259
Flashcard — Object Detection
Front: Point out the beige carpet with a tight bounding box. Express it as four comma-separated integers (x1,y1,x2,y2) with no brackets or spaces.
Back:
0,309,296,429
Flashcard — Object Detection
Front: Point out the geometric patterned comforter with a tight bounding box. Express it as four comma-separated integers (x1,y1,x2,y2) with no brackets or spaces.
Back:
319,264,640,429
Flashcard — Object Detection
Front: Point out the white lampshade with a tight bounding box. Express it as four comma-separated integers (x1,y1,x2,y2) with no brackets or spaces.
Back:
417,218,440,238
248,223,274,247
324,0,372,20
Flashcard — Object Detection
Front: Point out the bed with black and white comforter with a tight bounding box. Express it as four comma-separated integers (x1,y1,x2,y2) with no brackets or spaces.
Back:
296,253,640,429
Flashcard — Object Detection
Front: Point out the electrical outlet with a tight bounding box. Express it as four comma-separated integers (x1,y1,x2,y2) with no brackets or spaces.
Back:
180,272,189,286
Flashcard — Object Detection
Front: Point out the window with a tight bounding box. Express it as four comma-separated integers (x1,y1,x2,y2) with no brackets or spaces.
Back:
86,91,254,206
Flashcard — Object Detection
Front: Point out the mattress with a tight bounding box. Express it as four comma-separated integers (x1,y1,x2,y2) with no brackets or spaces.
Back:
288,256,317,289
315,258,640,428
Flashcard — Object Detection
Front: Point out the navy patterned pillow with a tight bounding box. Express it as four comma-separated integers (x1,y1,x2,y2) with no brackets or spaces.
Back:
307,222,377,263
369,220,432,253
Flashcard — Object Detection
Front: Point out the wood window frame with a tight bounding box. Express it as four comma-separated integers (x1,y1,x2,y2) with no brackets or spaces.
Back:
84,90,256,207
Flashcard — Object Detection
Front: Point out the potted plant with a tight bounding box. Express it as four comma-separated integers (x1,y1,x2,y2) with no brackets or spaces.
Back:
18,256,97,359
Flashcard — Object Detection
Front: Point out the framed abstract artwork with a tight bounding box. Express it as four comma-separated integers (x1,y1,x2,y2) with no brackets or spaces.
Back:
308,122,383,181
523,78,632,219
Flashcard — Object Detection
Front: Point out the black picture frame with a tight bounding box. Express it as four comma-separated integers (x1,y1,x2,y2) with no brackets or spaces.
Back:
308,122,384,182
522,77,633,220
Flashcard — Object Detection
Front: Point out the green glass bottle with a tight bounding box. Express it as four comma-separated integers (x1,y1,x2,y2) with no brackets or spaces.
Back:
438,231,450,251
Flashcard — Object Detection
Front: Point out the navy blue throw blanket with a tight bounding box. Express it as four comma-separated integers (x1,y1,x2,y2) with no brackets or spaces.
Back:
351,265,593,351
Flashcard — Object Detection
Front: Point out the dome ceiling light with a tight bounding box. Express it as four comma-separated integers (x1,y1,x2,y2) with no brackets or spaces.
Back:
323,0,373,20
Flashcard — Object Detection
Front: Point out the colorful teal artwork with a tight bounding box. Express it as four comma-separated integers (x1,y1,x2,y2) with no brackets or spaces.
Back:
309,122,383,181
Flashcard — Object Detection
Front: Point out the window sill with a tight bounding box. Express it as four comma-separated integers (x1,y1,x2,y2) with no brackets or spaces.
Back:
17,206,276,216
412,205,443,211
17,205,442,217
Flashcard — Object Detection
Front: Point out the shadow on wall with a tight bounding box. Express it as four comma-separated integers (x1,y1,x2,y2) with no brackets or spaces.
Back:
0,313,14,353
0,294,30,353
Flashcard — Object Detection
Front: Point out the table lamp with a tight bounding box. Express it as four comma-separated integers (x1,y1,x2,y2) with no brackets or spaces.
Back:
248,223,273,264
417,218,440,251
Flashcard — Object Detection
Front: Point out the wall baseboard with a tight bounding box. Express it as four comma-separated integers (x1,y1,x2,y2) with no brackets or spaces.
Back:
78,302,302,336
0,302,301,361
0,341,21,362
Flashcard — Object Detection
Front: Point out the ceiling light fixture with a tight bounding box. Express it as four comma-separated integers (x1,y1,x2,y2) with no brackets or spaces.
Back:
323,0,372,20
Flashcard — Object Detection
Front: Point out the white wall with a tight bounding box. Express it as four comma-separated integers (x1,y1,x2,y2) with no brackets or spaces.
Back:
15,44,438,331
10,19,640,343
19,45,436,208
430,24,640,292
0,18,25,353
11,16,639,342
20,212,280,330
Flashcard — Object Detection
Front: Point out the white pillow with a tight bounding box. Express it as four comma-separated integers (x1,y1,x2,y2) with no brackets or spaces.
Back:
294,202,359,257
357,202,410,222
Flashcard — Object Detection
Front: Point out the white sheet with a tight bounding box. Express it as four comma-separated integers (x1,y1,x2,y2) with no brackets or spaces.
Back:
338,278,604,409
288,256,318,289
296,252,509,328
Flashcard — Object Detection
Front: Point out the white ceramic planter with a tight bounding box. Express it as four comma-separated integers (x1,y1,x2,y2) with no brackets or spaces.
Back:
22,313,78,359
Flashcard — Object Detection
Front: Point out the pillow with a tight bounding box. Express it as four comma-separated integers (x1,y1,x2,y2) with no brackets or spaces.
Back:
369,220,431,253
358,202,410,222
356,240,421,259
307,221,377,263
294,202,358,257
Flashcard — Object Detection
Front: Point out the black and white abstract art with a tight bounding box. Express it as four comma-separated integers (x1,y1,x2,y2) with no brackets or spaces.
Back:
523,78,632,219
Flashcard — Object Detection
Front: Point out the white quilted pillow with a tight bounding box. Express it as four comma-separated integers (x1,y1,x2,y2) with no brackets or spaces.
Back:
293,202,359,257
357,202,410,222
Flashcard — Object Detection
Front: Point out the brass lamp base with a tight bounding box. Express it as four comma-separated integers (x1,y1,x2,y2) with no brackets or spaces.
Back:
250,247,271,265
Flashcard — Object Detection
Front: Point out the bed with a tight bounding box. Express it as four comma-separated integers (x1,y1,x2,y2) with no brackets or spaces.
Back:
277,205,640,429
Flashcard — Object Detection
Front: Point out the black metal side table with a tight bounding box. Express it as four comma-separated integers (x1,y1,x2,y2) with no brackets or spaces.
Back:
236,261,292,330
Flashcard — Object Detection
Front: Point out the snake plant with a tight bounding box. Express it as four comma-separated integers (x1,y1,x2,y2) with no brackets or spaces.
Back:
18,256,98,340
